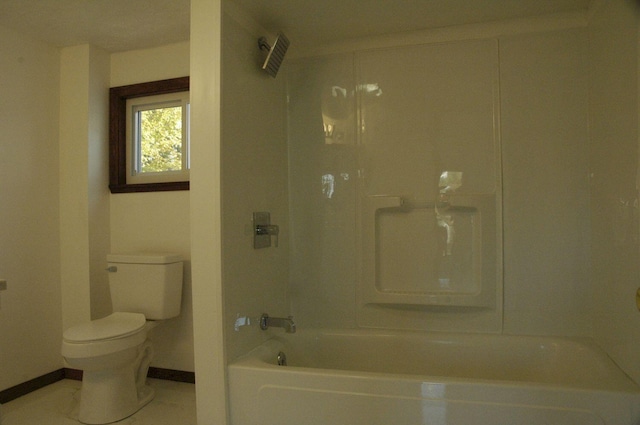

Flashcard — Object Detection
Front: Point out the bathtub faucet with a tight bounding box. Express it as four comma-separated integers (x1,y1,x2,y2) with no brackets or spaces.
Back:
260,313,296,333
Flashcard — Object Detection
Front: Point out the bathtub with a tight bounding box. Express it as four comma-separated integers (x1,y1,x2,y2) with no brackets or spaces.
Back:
228,329,640,425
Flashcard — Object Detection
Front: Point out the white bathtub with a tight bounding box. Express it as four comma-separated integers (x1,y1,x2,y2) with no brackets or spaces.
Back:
228,329,640,425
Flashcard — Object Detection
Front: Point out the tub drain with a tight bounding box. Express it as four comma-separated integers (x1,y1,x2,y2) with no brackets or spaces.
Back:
277,351,287,366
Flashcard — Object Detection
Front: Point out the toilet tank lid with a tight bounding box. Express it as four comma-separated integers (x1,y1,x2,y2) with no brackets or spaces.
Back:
63,312,146,343
107,253,182,264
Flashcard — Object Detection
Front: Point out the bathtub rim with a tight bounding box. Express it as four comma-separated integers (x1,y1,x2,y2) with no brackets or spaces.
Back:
229,328,640,395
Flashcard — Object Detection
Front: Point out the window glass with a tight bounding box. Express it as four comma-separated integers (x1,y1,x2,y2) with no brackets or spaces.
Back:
126,92,190,184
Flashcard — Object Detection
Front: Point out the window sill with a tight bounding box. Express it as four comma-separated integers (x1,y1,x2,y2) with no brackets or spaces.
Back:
109,181,189,194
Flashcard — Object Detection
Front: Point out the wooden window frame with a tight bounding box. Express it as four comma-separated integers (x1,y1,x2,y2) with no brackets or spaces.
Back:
109,76,190,193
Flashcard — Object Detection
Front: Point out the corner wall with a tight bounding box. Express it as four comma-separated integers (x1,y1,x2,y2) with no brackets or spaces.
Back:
59,44,93,330
589,0,640,384
59,44,111,329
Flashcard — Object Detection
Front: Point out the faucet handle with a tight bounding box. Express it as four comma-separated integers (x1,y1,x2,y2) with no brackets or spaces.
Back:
271,225,279,247
253,212,280,248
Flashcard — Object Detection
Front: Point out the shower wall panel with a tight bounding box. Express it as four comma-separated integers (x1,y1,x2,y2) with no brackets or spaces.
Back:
288,54,359,328
288,39,502,332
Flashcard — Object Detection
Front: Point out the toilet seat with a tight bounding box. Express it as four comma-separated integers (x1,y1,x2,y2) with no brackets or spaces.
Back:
64,312,146,343
62,312,149,359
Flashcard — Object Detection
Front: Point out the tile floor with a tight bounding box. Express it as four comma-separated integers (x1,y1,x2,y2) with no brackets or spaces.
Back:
0,378,196,425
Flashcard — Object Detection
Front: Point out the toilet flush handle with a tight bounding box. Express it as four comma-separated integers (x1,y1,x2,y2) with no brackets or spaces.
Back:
105,266,117,272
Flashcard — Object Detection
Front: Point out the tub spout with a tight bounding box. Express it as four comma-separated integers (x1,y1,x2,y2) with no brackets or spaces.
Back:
260,313,296,333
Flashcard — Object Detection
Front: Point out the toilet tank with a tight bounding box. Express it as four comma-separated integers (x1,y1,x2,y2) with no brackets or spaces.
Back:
107,253,183,320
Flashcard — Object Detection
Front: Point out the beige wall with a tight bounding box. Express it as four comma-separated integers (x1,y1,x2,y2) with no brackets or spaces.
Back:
58,42,194,372
0,25,63,391
0,34,193,392
110,42,194,372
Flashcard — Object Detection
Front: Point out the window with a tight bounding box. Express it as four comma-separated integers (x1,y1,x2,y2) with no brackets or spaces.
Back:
127,92,190,184
109,77,190,193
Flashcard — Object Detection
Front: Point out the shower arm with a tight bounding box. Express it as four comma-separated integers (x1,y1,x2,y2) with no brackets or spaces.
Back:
258,37,271,52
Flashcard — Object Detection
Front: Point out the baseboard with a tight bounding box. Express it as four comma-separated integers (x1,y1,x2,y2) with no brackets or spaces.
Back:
0,367,195,404
147,367,195,384
64,367,195,383
63,368,83,381
0,369,65,404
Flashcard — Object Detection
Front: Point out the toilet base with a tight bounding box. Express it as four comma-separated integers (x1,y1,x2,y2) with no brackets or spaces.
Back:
74,341,155,424
78,369,155,424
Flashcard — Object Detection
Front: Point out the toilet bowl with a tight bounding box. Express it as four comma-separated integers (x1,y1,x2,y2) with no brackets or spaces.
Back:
62,313,157,424
61,253,183,425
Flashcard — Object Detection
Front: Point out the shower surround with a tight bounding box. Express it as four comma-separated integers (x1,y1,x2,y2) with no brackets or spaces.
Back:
216,0,640,424
287,31,586,335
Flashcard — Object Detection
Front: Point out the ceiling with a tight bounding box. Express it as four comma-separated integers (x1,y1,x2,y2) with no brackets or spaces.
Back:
0,0,592,52
231,0,592,48
0,0,190,52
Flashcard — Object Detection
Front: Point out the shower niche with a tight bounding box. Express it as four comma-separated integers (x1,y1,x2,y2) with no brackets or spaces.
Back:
362,192,496,308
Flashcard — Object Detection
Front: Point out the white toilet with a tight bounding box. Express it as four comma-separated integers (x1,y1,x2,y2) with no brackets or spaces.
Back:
61,253,183,425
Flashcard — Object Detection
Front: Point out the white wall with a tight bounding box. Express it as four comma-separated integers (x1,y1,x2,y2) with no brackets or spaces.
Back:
0,31,194,392
88,46,112,321
110,42,194,372
0,25,63,391
190,0,227,423
59,44,111,331
221,6,289,362
589,0,640,384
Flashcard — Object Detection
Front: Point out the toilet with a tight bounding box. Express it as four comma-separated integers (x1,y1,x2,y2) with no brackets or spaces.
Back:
61,253,183,425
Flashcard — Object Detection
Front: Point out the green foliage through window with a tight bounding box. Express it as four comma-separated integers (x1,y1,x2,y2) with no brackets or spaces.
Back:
139,106,183,173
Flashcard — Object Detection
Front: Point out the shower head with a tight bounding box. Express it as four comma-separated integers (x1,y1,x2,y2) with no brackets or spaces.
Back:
258,32,289,78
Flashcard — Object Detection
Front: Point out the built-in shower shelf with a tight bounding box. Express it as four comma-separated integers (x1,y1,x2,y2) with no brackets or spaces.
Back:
360,195,497,308
0,279,6,291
